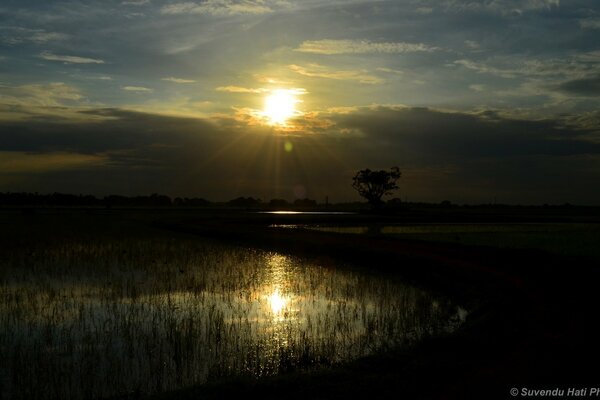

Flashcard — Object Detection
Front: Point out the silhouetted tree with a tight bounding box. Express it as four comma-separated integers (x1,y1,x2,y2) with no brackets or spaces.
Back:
352,166,401,208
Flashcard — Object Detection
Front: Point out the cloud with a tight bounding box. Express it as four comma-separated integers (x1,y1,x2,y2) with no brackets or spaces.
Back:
160,1,273,16
216,85,265,93
162,77,196,84
1,28,68,45
454,59,519,78
295,39,439,55
289,64,382,85
122,86,153,92
469,84,486,92
580,19,600,30
2,106,600,203
39,51,105,64
576,51,600,63
442,0,560,15
0,151,105,173
464,40,481,51
415,7,434,14
557,76,600,97
330,106,600,160
0,82,83,109
454,55,600,82
122,0,150,5
30,32,68,43
376,67,404,75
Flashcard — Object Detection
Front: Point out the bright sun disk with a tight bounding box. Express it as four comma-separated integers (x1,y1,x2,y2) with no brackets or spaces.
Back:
263,89,298,125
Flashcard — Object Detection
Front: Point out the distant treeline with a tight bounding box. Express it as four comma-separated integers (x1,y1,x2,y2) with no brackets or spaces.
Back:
0,192,587,209
0,192,176,207
0,192,320,208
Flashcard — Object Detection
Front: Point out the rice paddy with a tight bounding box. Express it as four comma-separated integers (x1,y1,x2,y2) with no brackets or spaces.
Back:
305,223,600,260
0,215,465,399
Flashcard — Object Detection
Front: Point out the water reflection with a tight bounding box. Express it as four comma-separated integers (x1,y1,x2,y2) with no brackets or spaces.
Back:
264,254,291,319
267,289,288,316
0,239,466,400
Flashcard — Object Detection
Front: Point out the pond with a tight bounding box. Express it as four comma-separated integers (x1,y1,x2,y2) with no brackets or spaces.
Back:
0,234,465,399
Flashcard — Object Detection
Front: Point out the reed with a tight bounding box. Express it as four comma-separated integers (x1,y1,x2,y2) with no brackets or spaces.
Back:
0,224,464,399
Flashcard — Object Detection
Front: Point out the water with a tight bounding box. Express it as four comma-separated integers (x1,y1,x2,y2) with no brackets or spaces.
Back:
294,223,600,260
256,211,355,215
0,234,465,399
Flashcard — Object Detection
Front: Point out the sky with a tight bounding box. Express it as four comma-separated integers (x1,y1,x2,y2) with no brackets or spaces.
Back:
1,0,600,204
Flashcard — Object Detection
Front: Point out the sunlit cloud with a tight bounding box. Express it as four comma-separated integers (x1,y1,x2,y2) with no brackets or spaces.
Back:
0,82,102,121
122,86,153,92
253,75,292,85
162,77,196,84
122,0,150,5
289,64,382,85
295,39,439,55
216,85,265,93
160,1,274,16
225,87,308,130
3,106,600,203
376,67,404,75
0,152,106,173
39,51,105,64
0,82,83,106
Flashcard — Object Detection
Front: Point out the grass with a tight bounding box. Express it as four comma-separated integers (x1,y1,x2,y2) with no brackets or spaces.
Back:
308,223,600,261
0,211,463,400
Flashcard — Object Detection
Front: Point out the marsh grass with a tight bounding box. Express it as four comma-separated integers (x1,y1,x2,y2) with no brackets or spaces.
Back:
309,223,600,260
0,217,464,399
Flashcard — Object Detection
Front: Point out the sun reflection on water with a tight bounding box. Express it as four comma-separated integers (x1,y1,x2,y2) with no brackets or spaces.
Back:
267,288,288,315
264,254,294,320
0,239,467,400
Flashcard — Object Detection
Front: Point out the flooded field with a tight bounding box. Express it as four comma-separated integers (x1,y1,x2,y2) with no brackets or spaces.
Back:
301,223,600,260
0,218,465,399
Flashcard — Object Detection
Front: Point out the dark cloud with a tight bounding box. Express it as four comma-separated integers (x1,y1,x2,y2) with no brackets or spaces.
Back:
332,106,600,160
0,108,219,155
557,75,600,97
2,106,600,204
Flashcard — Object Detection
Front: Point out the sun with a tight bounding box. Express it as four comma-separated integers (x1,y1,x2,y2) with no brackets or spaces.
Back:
263,89,299,125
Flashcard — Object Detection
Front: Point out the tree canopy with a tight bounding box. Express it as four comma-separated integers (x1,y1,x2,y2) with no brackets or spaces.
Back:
352,167,401,207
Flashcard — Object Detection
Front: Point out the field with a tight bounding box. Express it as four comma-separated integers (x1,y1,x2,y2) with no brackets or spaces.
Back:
308,222,600,261
1,207,599,399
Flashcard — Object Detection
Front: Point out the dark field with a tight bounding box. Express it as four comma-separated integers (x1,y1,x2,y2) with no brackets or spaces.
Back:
1,207,599,399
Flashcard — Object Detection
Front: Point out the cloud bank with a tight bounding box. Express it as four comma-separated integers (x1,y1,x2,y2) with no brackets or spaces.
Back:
2,105,599,204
